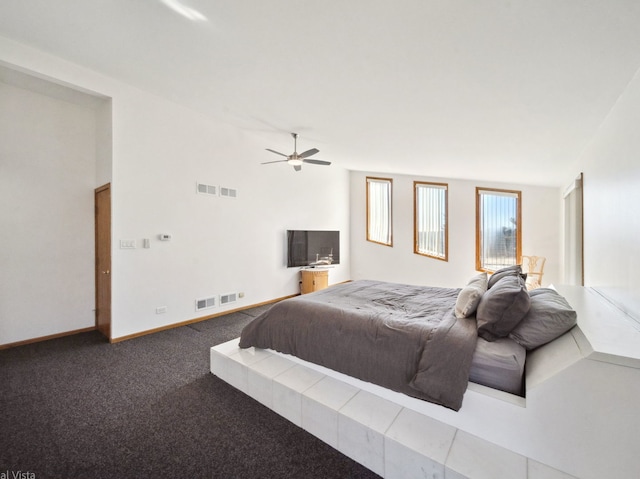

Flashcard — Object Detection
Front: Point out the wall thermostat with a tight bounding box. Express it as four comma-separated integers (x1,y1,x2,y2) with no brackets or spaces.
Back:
159,234,172,241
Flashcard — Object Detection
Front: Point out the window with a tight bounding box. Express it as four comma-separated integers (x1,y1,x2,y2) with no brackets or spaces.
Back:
476,187,521,272
366,177,392,246
414,181,448,261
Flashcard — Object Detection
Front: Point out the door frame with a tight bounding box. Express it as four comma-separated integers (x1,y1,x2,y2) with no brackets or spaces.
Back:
563,173,584,286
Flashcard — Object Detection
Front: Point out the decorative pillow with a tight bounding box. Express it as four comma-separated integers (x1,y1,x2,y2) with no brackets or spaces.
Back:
454,273,488,318
509,288,577,350
476,274,530,341
487,264,524,289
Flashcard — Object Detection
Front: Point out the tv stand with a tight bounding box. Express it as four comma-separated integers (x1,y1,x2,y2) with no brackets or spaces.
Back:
300,268,328,294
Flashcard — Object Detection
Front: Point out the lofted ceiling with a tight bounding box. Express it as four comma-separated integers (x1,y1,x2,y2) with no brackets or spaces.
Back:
1,0,640,186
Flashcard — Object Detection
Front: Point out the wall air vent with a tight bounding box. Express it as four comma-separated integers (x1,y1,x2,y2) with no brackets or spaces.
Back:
197,182,217,196
219,292,238,305
220,187,237,198
195,296,216,311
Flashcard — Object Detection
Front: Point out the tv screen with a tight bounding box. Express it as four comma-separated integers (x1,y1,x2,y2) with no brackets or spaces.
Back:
287,230,340,268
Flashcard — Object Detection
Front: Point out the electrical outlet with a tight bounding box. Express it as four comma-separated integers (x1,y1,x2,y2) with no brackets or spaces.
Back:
156,306,167,314
238,292,245,298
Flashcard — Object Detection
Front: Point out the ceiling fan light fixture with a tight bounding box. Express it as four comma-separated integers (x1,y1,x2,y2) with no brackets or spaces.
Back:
288,158,303,166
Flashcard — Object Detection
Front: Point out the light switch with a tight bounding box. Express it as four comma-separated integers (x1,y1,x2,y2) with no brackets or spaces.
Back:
120,239,136,249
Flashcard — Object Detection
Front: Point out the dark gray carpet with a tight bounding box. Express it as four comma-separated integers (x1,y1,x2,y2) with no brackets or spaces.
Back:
0,307,380,478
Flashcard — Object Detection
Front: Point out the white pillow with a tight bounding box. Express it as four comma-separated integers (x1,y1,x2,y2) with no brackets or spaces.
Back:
454,273,488,319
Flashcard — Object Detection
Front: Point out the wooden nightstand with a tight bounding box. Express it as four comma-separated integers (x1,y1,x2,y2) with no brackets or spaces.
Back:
300,268,329,294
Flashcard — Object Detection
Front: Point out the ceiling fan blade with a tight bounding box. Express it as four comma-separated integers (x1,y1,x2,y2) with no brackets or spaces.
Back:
298,148,319,159
261,159,289,165
266,148,288,157
303,159,331,166
293,165,302,172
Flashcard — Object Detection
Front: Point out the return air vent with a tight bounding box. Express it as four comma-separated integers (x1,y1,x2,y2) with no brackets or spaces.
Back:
197,182,217,196
195,296,216,311
220,187,237,198
220,292,238,305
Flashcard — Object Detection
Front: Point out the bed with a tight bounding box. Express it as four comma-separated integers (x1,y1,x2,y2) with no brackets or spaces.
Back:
239,270,577,411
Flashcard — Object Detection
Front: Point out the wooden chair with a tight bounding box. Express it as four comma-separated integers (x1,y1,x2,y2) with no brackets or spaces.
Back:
521,255,546,290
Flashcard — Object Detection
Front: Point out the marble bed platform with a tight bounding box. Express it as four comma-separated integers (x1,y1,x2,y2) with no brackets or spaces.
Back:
210,285,640,478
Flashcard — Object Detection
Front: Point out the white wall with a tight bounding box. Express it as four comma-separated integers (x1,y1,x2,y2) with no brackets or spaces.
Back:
0,36,350,343
95,98,112,186
350,171,561,288
0,81,97,344
572,67,640,321
109,92,351,338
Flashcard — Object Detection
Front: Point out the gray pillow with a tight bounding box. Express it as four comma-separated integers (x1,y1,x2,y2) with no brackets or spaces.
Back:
487,264,524,289
477,274,530,341
509,288,577,350
454,273,488,319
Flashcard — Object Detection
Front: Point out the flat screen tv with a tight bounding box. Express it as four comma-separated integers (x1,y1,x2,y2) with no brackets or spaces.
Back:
287,230,340,268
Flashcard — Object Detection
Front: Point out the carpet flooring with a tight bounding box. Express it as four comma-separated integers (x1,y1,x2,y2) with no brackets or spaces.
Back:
0,307,380,478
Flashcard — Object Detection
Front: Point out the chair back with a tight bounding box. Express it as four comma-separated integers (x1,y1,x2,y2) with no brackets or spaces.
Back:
521,255,546,289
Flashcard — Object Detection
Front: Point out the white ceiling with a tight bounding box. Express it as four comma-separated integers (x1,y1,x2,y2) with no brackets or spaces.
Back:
1,0,640,186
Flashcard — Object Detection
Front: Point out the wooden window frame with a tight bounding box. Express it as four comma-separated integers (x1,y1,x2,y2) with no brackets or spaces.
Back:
475,187,522,273
414,181,448,261
366,176,393,247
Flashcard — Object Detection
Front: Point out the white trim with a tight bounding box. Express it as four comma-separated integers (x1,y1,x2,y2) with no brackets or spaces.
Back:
563,175,583,199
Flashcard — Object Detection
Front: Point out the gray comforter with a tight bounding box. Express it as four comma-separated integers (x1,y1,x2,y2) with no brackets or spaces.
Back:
239,280,478,410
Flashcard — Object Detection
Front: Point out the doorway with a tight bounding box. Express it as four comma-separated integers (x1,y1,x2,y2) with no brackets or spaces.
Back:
95,183,111,339
563,173,584,286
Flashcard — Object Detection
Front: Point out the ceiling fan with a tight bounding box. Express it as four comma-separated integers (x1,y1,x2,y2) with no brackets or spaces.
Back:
262,133,331,171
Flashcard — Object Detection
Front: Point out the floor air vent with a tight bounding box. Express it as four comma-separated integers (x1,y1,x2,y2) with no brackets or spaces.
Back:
195,296,216,311
220,292,237,305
